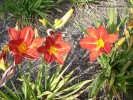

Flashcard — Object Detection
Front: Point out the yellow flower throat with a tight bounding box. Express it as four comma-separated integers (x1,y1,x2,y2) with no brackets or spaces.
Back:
96,38,104,48
49,46,57,54
18,42,27,53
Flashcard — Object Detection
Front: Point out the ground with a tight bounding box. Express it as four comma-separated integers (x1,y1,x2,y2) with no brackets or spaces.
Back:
0,0,129,99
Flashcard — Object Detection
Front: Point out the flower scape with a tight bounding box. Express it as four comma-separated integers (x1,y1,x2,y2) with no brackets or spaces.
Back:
0,0,133,100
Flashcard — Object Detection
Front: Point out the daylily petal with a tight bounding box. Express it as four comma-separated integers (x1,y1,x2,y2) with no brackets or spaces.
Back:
14,54,23,64
108,34,118,43
89,50,100,62
24,48,39,59
87,27,97,39
56,42,71,54
8,28,20,40
79,37,97,50
0,65,15,87
45,37,55,49
54,33,62,43
8,40,23,54
30,38,45,48
55,53,64,64
20,26,34,45
44,52,56,64
100,42,111,54
96,25,108,40
38,46,47,54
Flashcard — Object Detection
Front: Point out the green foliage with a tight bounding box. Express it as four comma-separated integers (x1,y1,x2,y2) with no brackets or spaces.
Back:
128,0,133,7
76,21,88,35
93,7,128,34
38,58,91,100
113,29,133,99
87,7,133,100
0,58,91,100
0,0,63,25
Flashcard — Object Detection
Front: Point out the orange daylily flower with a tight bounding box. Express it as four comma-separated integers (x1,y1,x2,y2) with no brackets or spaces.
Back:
38,33,71,64
8,26,45,64
79,25,118,62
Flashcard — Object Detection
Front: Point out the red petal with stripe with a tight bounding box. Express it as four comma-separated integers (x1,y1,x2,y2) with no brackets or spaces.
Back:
79,37,97,51
44,52,56,64
14,54,23,64
24,48,39,59
108,34,118,43
45,37,55,49
89,50,100,62
20,26,34,45
87,27,97,39
55,53,64,64
38,46,47,54
54,33,62,43
96,25,108,40
56,42,71,54
8,40,23,54
8,28,20,40
100,42,111,54
30,38,45,48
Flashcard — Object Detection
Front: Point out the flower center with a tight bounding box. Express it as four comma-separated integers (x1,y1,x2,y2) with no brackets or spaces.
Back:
96,38,104,48
18,42,27,53
49,46,56,54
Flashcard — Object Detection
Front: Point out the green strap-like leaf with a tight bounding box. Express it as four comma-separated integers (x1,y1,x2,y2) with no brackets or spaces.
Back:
0,90,12,100
48,80,91,99
52,70,74,92
32,0,42,9
37,91,52,99
76,21,88,35
88,73,106,98
50,63,72,90
4,85,19,100
58,80,91,94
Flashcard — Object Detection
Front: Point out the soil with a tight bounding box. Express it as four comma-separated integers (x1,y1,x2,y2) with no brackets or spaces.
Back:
0,0,130,100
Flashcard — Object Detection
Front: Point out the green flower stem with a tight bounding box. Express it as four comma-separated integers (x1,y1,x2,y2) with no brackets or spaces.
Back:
100,54,111,77
41,57,48,90
100,54,107,68
109,50,116,64
18,64,24,77
18,64,37,100
28,60,32,80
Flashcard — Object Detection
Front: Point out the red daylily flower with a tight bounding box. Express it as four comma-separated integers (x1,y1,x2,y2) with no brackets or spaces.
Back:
79,25,118,61
38,33,71,64
8,26,45,64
